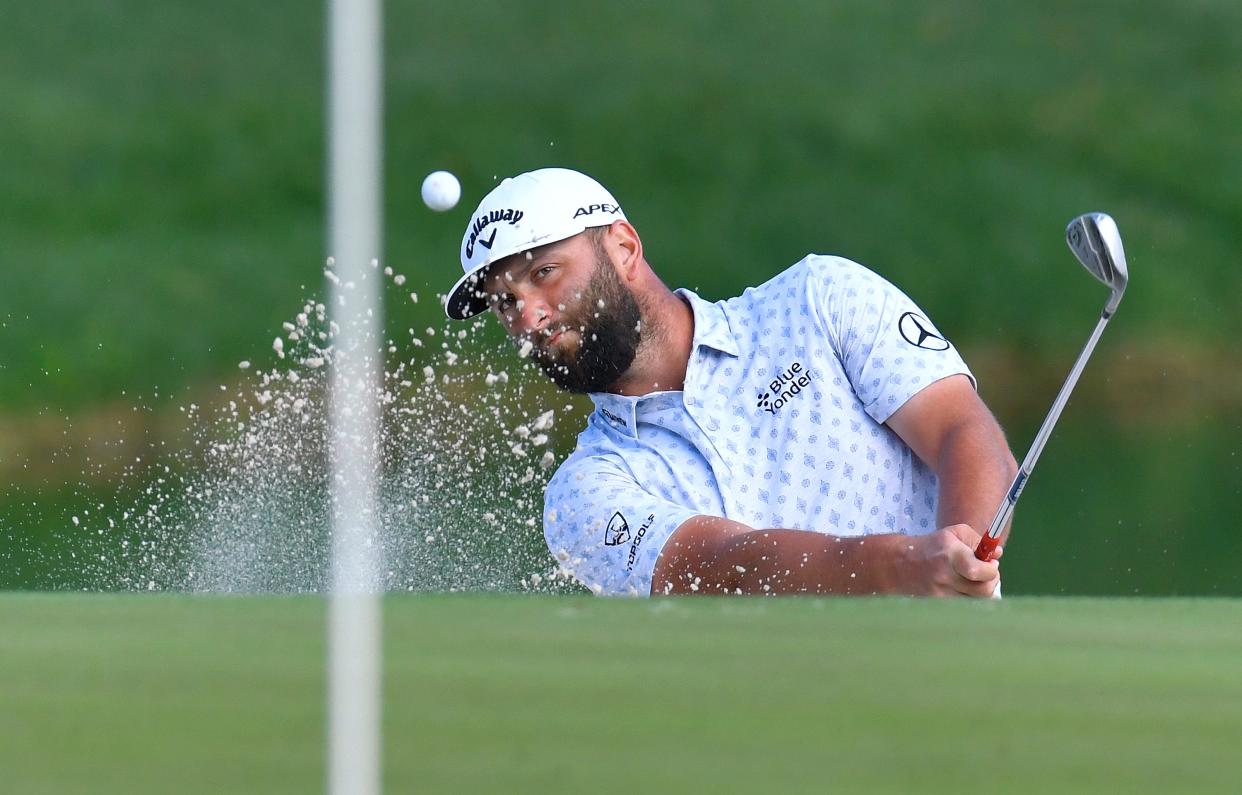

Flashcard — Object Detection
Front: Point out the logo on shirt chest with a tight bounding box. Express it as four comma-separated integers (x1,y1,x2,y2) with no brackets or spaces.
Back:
756,361,814,415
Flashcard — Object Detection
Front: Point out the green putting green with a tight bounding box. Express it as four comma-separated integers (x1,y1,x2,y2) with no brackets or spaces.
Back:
2,594,1239,793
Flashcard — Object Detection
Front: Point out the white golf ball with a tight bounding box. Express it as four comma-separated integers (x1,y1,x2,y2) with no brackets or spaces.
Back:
421,170,461,212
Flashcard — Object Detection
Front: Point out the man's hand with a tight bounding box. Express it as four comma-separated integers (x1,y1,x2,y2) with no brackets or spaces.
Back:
901,524,1001,597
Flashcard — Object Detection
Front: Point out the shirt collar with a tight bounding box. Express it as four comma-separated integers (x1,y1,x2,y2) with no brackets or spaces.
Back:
676,288,740,358
585,288,738,437
588,392,640,436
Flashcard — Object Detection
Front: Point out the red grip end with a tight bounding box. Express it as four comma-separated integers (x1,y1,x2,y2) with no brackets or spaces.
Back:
974,533,1001,562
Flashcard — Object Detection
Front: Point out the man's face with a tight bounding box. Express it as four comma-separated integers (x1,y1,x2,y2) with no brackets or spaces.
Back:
483,230,641,393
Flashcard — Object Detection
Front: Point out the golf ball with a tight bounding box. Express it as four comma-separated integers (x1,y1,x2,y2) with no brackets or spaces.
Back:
421,170,461,212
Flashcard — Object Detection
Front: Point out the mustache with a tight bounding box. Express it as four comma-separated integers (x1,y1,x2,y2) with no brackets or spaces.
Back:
518,317,590,352
514,327,561,361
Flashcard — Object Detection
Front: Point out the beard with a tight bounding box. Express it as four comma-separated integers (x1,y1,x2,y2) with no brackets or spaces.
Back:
526,246,642,394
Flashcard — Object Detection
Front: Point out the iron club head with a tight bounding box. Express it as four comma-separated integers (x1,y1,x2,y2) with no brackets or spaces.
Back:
1066,212,1129,316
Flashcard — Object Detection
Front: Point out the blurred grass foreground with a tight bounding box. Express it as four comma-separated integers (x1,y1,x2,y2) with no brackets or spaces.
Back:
3,594,1241,794
1,1,1240,594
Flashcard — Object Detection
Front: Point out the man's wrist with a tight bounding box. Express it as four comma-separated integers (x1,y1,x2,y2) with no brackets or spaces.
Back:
835,533,917,595
878,534,919,594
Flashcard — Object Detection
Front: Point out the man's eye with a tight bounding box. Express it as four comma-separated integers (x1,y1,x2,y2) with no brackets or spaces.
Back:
536,265,555,279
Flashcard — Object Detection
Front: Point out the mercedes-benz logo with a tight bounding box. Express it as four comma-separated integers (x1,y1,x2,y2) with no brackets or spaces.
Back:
898,312,950,351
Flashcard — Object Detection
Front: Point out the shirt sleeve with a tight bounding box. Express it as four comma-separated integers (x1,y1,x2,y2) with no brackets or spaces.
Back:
543,452,699,597
805,256,975,424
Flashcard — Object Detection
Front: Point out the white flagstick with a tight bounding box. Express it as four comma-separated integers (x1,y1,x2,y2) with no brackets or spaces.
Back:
327,1,383,793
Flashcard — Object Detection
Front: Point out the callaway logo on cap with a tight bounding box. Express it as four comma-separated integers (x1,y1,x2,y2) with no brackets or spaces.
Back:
444,167,627,320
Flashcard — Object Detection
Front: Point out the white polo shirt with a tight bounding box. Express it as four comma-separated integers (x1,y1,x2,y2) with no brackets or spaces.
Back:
543,255,974,596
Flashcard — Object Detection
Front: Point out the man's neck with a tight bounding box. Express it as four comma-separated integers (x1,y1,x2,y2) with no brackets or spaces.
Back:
607,289,694,396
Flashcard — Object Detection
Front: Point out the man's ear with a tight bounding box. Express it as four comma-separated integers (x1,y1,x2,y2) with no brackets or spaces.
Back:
607,220,643,281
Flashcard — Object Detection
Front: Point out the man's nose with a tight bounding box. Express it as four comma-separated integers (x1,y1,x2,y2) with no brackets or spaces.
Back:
514,295,551,334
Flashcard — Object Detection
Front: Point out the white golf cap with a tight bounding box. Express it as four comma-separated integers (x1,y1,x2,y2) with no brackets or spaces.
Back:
445,167,627,319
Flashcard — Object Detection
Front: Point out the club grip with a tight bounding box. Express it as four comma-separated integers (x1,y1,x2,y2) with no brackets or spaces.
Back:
974,533,1001,562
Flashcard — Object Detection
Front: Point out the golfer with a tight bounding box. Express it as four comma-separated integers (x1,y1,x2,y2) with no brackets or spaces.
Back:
445,168,1017,597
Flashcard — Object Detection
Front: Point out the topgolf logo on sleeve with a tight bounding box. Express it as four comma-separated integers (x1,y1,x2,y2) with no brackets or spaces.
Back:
604,512,631,546
625,514,656,572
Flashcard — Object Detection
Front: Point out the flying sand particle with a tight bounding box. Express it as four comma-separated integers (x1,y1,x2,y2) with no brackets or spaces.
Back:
532,410,555,431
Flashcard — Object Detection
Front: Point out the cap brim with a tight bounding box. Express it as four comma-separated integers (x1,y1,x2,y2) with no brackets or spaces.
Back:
444,263,494,320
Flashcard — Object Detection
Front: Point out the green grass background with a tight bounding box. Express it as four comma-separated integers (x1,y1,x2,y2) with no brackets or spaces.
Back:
1,1,1240,593
2,594,1240,794
2,0,1239,407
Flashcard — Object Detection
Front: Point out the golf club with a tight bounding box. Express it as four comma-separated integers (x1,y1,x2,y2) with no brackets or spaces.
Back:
975,212,1129,561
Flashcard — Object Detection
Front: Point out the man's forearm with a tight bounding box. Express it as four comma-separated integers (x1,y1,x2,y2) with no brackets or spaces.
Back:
720,529,914,595
655,518,914,595
652,515,1000,597
933,418,1018,541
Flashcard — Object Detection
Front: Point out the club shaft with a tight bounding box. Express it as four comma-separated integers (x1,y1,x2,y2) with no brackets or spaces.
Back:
979,310,1113,551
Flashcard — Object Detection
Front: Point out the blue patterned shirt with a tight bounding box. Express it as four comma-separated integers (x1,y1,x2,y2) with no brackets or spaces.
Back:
543,255,974,596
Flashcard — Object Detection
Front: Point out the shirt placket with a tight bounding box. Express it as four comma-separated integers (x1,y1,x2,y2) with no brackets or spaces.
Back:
681,349,738,518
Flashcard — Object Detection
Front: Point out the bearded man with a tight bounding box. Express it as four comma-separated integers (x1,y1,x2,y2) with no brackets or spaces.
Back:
445,168,1017,597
